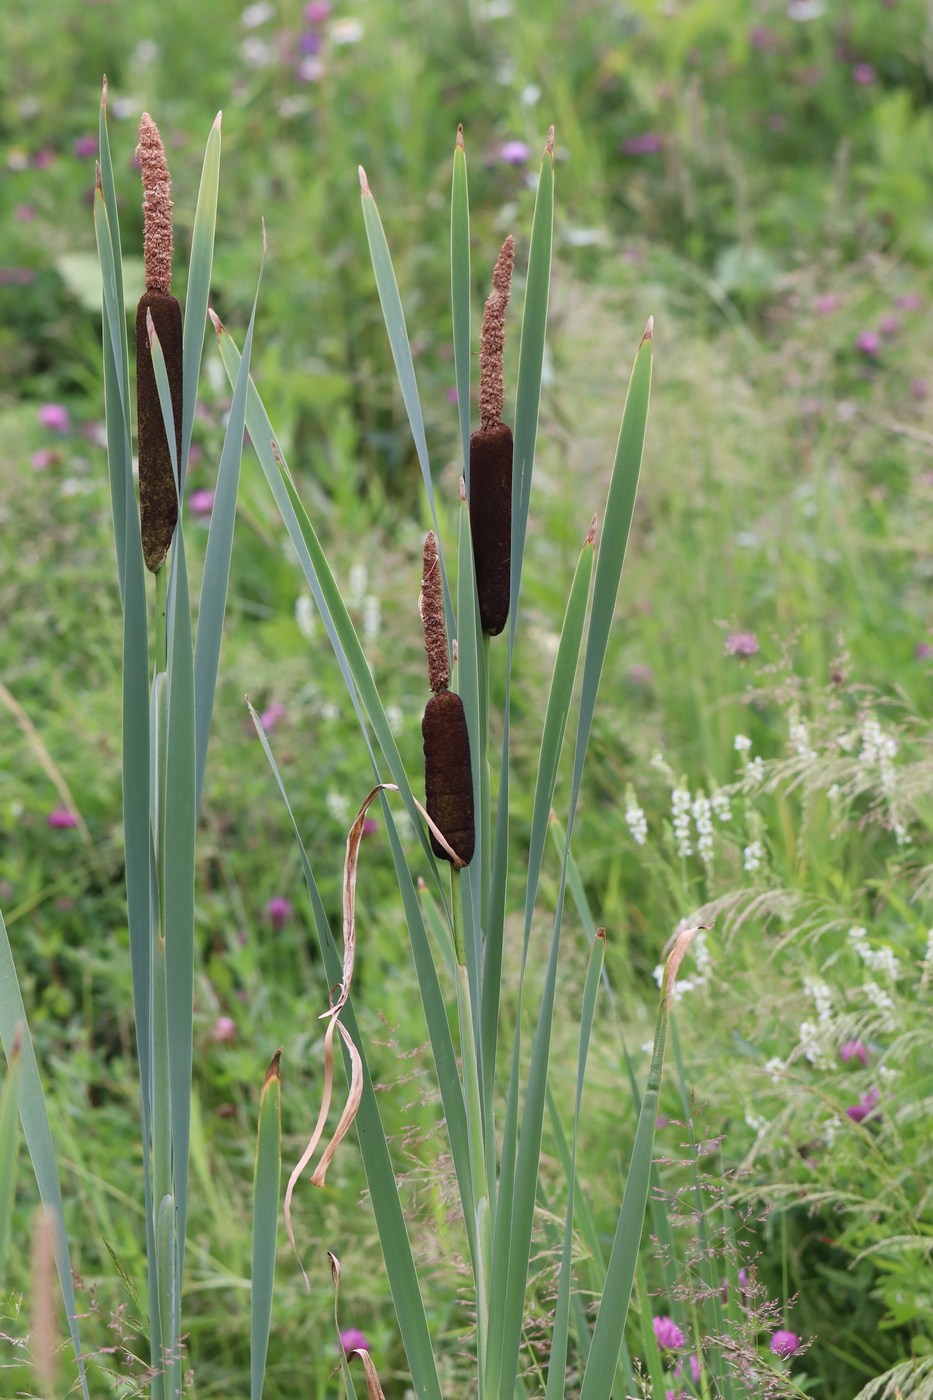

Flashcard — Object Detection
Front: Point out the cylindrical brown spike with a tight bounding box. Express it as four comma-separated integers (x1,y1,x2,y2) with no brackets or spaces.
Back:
422,690,475,865
136,290,182,572
469,422,512,636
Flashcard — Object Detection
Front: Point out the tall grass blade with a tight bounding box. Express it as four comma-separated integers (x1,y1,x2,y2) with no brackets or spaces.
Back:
450,129,471,479
358,172,453,628
193,249,263,809
251,1051,282,1400
545,930,604,1400
249,715,447,1400
180,113,221,491
0,1039,21,1284
0,910,89,1399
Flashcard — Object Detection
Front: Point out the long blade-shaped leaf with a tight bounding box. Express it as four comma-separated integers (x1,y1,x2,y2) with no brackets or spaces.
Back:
249,720,444,1400
251,1052,282,1400
194,245,263,809
180,114,221,492
450,128,471,479
0,911,89,1399
0,1040,20,1284
358,171,454,632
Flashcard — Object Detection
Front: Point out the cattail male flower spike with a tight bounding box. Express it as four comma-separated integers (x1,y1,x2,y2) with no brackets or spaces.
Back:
136,113,182,573
470,236,514,635
419,532,474,865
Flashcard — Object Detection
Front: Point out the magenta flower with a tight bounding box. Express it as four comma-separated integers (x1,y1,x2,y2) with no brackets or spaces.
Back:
267,896,292,929
212,1015,236,1043
895,293,923,311
500,140,530,165
770,1329,801,1358
31,449,55,470
846,1087,880,1123
188,488,215,517
622,132,663,155
725,631,759,657
813,293,839,314
909,378,928,400
304,0,332,17
32,149,55,170
839,1039,871,1066
856,330,881,356
39,403,70,433
362,817,379,836
674,1354,702,1383
446,385,459,404
916,643,933,660
879,315,900,336
749,25,776,47
340,1327,370,1355
47,808,78,829
14,204,36,222
652,1315,686,1350
852,63,875,85
73,135,99,157
259,702,287,731
298,29,322,53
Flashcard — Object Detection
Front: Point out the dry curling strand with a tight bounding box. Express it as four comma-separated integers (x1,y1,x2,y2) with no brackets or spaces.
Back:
136,112,182,573
422,691,475,865
470,236,514,635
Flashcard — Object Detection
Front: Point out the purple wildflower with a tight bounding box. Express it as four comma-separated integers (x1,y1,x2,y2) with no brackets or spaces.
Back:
259,702,287,731
47,808,78,829
770,1329,801,1358
725,631,759,657
298,29,322,53
31,450,55,470
622,132,663,155
839,1039,871,1066
362,818,379,836
0,269,34,286
500,140,530,165
267,896,292,930
656,1114,670,1129
73,135,99,157
856,330,881,356
916,643,933,660
188,488,215,517
852,63,875,85
909,378,928,400
212,1015,236,1043
627,663,654,685
674,1354,702,1383
14,204,36,222
652,1315,686,1350
340,1327,369,1355
846,1087,880,1123
749,25,776,47
446,385,459,404
895,293,923,311
32,149,55,169
879,314,900,336
39,403,70,433
813,293,839,314
304,0,332,17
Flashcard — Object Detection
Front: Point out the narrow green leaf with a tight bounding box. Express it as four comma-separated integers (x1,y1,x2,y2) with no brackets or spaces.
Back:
0,910,89,1400
456,496,485,1027
450,130,471,478
359,173,454,631
249,719,445,1400
251,1052,282,1400
545,931,605,1400
635,1264,668,1400
93,185,131,600
193,245,263,809
0,1041,21,1284
181,114,221,492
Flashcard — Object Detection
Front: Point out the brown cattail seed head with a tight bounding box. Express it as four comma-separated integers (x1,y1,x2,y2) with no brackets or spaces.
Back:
138,113,173,295
469,421,513,636
422,690,475,865
136,291,182,571
479,236,514,431
420,531,449,692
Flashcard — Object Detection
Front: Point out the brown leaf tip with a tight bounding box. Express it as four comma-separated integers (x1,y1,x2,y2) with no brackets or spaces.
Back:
262,1049,282,1093
208,307,226,336
358,165,371,196
138,112,173,294
596,926,607,943
585,513,597,546
101,75,108,107
545,126,555,157
420,531,449,693
479,234,515,431
95,163,103,194
641,315,654,345
456,124,465,150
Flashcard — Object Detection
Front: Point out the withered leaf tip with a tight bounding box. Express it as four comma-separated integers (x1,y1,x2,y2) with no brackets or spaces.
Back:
358,165,371,196
545,125,555,156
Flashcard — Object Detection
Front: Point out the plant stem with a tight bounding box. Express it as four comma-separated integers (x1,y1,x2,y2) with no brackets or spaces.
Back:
155,560,167,675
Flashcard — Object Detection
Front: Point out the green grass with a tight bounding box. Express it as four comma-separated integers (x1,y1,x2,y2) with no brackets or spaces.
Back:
3,2,933,1397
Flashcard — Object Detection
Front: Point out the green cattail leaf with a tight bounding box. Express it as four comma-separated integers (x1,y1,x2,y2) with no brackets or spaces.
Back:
193,248,263,810
455,497,484,1008
251,1052,282,1400
248,717,447,1400
358,172,454,633
93,187,131,598
545,931,605,1400
98,84,130,413
450,130,471,477
0,1041,20,1285
180,113,221,492
0,910,90,1399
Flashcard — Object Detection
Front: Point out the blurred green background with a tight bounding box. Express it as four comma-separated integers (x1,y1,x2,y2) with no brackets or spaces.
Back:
3,0,933,1396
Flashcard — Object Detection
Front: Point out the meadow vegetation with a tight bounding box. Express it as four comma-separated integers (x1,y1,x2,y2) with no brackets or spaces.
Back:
2,1,933,1397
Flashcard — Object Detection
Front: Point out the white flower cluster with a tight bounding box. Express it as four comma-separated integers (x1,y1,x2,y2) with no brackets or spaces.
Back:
788,708,816,762
745,1111,769,1138
848,925,901,978
692,791,714,867
743,840,764,874
325,791,350,824
824,1115,842,1149
711,788,732,822
804,976,834,1026
624,786,648,846
863,978,895,1027
764,1055,784,1084
672,785,693,858
798,976,833,1067
858,713,898,798
734,734,753,754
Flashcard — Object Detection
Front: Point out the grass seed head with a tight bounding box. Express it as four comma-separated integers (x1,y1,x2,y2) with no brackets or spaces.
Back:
479,235,514,431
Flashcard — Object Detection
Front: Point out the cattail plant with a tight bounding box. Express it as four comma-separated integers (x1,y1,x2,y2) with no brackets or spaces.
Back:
469,237,514,637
